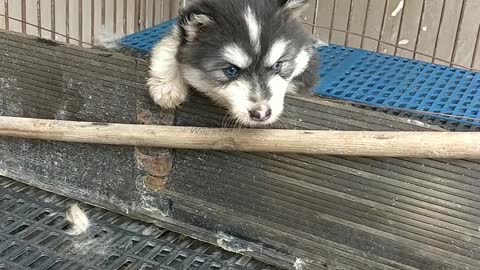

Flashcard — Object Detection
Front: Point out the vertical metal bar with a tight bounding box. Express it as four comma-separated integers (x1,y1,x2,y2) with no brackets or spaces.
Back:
113,0,117,33
169,0,178,19
4,0,8,30
37,0,41,36
152,0,156,26
471,26,480,69
412,0,426,60
344,0,353,47
51,0,55,40
360,0,371,49
21,0,26,33
311,0,320,36
449,0,467,67
66,0,70,43
432,0,447,64
393,0,407,56
376,0,389,53
327,0,336,44
123,0,127,34
79,0,83,46
134,0,140,32
142,0,146,30
161,0,165,21
91,0,94,44
101,0,105,27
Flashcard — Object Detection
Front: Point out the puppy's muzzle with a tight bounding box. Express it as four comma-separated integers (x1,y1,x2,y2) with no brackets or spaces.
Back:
249,104,272,122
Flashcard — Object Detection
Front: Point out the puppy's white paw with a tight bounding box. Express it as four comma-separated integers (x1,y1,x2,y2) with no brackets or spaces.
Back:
147,78,188,109
147,25,187,110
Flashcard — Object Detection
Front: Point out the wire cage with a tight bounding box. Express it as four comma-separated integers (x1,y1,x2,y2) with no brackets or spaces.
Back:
1,2,480,269
1,0,479,71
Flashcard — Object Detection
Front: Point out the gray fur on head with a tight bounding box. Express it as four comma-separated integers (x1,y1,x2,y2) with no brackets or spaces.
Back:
147,0,319,127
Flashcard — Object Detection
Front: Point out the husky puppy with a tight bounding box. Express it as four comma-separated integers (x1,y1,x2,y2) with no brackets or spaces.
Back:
147,0,319,126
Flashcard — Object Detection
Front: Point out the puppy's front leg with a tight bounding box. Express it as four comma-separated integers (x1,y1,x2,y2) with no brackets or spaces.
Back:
147,27,189,109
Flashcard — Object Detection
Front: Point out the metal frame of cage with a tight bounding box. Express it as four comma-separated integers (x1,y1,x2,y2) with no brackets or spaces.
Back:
0,0,479,71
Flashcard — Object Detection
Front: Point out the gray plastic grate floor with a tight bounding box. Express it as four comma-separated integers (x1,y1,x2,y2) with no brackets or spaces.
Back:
0,177,276,270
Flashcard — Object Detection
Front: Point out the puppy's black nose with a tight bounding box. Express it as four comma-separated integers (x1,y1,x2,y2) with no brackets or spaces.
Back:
249,108,272,122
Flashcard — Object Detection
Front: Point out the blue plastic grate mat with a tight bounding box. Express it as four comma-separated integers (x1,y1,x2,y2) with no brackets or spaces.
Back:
119,19,480,129
0,177,276,270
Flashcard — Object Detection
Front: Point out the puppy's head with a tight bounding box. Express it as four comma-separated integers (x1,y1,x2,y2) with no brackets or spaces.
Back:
176,0,317,127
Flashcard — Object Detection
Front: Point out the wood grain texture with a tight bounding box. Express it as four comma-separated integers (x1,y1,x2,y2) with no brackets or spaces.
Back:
1,116,479,158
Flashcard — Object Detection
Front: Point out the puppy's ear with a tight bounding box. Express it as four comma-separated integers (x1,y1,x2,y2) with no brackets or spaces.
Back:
278,0,310,17
178,4,213,42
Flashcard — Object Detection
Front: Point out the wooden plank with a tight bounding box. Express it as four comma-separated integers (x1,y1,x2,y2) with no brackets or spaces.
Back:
329,0,351,46
92,0,102,44
126,0,135,35
395,0,423,59
361,0,386,52
39,0,51,38
104,0,115,35
300,0,316,35
115,0,124,36
378,0,403,55
53,0,66,42
145,0,153,28
474,26,480,70
451,0,480,68
25,0,38,35
313,0,334,44
433,0,463,66
0,0,5,29
345,0,368,49
7,0,22,32
81,0,92,46
414,0,444,63
154,0,163,25
169,0,180,19
68,0,80,45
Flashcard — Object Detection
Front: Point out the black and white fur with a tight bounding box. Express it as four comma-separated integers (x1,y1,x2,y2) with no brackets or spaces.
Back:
147,0,319,127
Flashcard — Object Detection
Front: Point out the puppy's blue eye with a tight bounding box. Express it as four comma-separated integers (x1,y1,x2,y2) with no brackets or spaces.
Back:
272,62,283,74
224,66,240,78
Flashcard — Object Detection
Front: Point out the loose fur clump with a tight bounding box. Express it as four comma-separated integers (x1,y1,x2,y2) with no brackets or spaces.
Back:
148,0,319,127
66,204,91,235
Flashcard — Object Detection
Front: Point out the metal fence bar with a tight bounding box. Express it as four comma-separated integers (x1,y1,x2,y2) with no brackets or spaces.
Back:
1,0,479,72
450,0,467,67
472,26,480,69
412,0,426,60
50,0,54,40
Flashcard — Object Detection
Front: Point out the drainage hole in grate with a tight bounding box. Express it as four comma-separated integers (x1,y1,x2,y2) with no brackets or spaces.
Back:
16,204,39,217
116,259,134,270
9,224,30,235
168,254,188,267
32,210,52,221
136,243,155,257
27,255,50,268
187,258,206,270
22,229,45,241
11,248,35,263
152,247,173,262
36,234,59,247
0,218,15,232
0,243,20,258
44,260,64,270
100,254,120,267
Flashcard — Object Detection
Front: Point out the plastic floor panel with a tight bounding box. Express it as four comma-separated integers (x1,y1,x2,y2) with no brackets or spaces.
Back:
0,177,276,270
119,19,480,129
